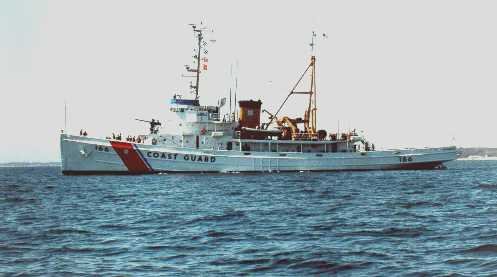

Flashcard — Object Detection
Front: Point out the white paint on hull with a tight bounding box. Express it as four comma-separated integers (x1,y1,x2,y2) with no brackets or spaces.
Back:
60,134,458,174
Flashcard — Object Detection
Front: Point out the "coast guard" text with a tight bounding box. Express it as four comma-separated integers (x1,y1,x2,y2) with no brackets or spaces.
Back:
146,151,215,163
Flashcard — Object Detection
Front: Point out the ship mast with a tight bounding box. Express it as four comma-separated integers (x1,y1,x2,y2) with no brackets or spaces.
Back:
264,31,319,139
309,55,317,135
309,31,317,135
185,23,213,100
193,26,203,99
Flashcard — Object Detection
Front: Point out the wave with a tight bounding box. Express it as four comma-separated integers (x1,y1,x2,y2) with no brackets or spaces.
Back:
437,273,470,277
445,258,477,264
98,223,129,230
46,228,92,235
400,201,441,209
348,250,390,259
102,193,138,201
49,246,97,254
206,230,230,238
226,191,243,196
288,259,372,274
478,183,497,190
145,245,170,250
271,257,302,266
288,259,338,270
238,258,271,265
0,244,35,252
244,265,274,273
345,227,427,238
144,244,199,252
132,215,173,225
464,244,497,254
381,227,427,237
99,238,121,245
99,247,129,257
4,197,37,203
186,210,246,225
286,179,309,184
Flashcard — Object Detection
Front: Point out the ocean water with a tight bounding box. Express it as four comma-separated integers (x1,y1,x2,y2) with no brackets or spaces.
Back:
1,161,497,276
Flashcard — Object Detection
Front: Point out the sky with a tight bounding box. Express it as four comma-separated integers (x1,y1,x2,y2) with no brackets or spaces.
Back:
1,0,496,162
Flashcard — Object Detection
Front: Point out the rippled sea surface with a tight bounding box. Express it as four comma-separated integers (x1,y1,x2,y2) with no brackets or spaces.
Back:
2,161,497,276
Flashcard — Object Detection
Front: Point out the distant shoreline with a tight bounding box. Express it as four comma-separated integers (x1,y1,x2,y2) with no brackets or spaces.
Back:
457,147,497,159
0,162,61,168
457,157,497,161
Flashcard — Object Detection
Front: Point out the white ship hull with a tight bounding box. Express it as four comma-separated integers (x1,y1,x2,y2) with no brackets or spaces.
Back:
60,134,458,175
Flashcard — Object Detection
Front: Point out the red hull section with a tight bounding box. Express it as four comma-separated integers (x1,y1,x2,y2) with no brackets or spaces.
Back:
109,141,152,173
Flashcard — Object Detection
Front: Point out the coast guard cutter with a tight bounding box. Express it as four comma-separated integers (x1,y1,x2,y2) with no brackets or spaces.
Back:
60,25,458,174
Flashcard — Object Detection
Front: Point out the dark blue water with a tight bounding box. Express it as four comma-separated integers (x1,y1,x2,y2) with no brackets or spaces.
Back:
2,161,497,276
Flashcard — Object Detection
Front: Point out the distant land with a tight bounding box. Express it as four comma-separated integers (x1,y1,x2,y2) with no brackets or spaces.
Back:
0,162,61,168
458,147,497,159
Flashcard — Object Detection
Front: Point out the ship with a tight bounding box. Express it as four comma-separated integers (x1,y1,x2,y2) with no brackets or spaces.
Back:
60,25,458,175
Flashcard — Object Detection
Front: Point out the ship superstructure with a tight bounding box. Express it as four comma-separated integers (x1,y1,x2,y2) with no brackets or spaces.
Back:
60,26,458,174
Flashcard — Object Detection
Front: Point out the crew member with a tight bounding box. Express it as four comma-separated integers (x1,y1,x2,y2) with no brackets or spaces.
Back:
150,119,155,134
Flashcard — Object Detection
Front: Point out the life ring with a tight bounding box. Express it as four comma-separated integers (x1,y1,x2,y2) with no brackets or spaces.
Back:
200,128,207,135
152,138,158,145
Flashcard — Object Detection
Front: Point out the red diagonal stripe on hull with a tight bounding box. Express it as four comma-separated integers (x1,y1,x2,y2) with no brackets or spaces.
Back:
110,141,151,173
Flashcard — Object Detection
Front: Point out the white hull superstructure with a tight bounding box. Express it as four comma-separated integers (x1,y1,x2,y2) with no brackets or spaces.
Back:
60,25,458,175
